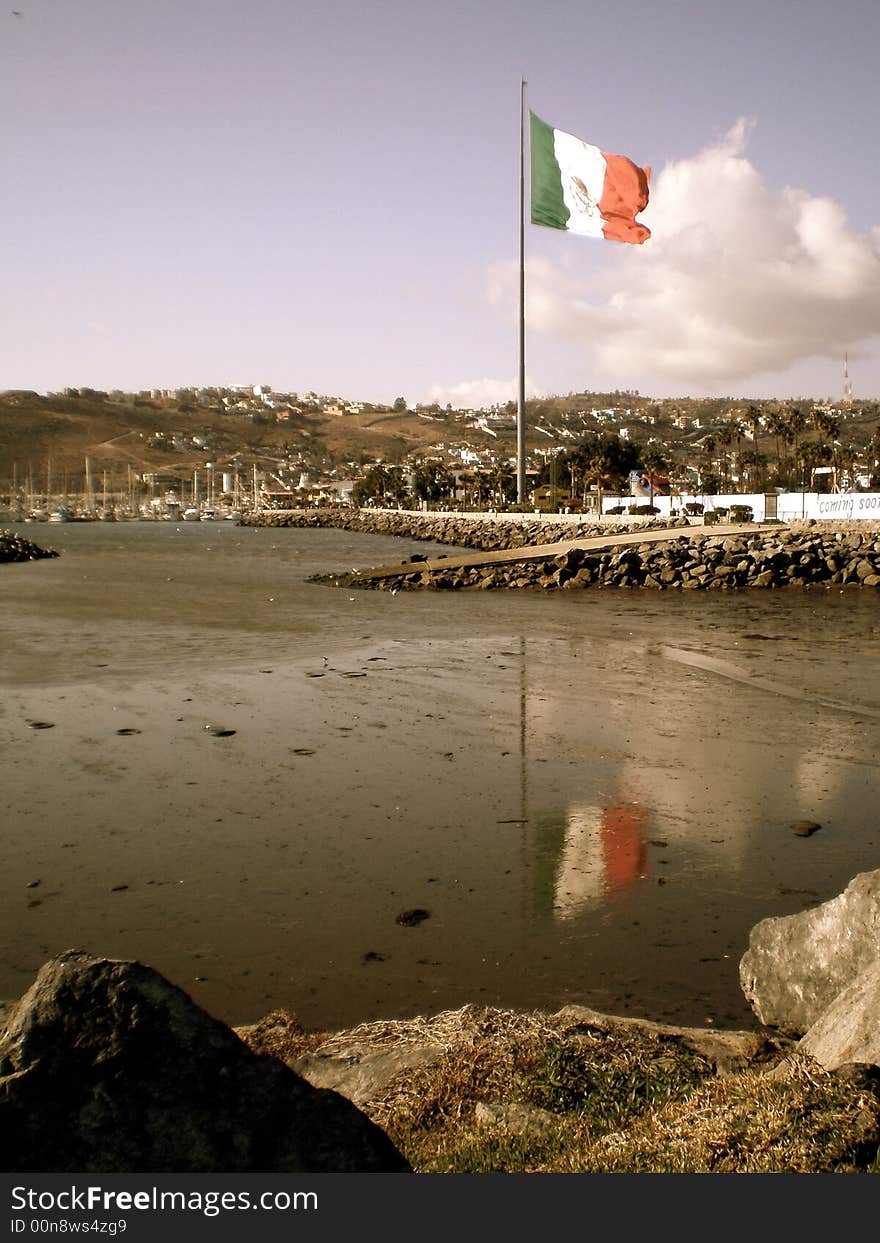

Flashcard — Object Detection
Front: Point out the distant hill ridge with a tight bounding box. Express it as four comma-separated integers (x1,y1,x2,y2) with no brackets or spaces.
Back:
2,388,878,499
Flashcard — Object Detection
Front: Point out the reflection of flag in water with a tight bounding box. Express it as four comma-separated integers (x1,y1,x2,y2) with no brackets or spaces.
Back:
548,802,649,921
601,805,649,895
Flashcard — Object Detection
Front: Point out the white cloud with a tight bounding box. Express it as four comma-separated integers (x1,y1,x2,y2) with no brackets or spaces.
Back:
512,119,880,387
426,376,545,409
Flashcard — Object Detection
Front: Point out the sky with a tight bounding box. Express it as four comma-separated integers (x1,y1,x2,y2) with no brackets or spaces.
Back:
2,0,880,407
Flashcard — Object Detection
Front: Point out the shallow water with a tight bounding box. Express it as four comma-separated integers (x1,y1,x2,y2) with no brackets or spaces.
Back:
3,519,880,1031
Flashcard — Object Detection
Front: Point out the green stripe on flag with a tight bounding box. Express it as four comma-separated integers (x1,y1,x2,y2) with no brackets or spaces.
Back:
529,111,568,230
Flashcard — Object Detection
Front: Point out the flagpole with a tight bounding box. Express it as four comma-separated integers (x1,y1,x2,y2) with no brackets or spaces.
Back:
516,77,527,506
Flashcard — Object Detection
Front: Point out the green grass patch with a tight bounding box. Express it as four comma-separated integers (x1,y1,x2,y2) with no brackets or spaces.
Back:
521,1035,708,1132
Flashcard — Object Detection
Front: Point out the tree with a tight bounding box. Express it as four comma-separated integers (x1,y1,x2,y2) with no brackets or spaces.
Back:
727,419,745,484
456,470,491,507
352,464,391,506
811,407,840,452
488,460,516,505
738,448,768,491
411,462,453,504
785,407,808,471
392,397,407,413
697,435,718,492
640,444,670,507
744,404,763,443
832,439,859,492
760,405,806,488
796,441,831,492
715,423,735,485
764,407,789,479
352,464,412,508
866,428,880,488
559,433,642,512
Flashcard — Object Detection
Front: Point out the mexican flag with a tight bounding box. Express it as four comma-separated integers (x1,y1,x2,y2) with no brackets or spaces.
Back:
530,111,651,245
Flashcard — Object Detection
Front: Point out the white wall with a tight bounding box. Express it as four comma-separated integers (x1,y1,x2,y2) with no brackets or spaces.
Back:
371,494,880,524
777,492,880,521
602,491,880,522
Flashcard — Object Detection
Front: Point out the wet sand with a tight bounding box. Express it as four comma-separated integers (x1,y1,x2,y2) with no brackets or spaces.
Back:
3,520,880,1032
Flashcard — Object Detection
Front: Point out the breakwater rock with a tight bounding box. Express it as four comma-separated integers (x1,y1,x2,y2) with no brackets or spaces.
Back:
241,506,691,550
741,870,880,1038
0,529,60,563
0,950,411,1174
6,869,880,1175
322,525,880,592
741,870,880,1075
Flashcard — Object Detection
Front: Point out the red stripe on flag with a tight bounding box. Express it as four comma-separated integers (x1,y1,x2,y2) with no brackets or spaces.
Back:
600,805,648,896
598,152,651,245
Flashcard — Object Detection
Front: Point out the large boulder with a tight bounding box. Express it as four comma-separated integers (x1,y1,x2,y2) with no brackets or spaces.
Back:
739,870,880,1034
0,951,411,1173
798,961,880,1070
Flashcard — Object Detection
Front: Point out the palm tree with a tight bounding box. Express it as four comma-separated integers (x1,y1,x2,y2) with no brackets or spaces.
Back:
785,407,808,470
566,452,579,502
697,434,718,492
744,404,763,444
412,461,454,505
715,424,735,486
385,467,411,508
641,444,669,508
796,441,831,492
456,471,481,509
568,433,642,514
352,463,391,506
728,418,745,485
811,407,840,455
764,407,789,479
738,448,768,491
488,460,515,506
832,440,858,492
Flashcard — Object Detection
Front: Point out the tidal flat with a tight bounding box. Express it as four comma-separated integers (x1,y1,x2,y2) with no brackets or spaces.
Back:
2,519,880,1032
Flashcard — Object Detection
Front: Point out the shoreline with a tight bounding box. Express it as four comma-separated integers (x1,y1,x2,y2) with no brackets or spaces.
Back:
242,508,880,592
5,959,878,1174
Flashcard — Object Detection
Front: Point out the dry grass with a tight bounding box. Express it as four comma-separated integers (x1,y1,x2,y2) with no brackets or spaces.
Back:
238,1005,880,1174
234,1009,330,1062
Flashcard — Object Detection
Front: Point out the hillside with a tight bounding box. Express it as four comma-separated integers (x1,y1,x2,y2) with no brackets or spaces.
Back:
2,388,877,504
0,392,508,496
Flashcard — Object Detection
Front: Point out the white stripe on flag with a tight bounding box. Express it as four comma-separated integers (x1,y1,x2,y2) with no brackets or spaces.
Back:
552,130,608,238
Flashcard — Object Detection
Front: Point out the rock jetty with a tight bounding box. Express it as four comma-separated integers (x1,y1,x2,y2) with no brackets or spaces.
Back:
245,509,880,591
330,527,880,592
243,505,661,549
0,529,60,563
